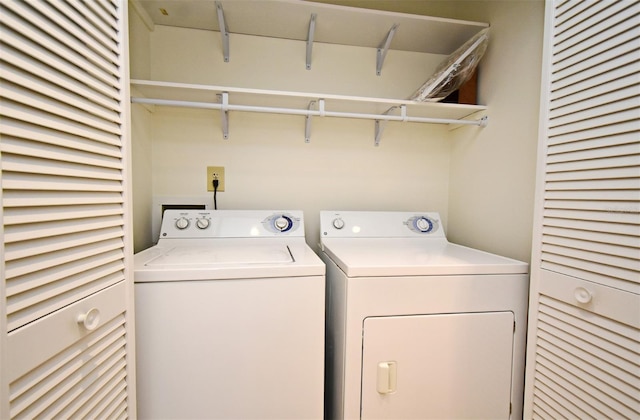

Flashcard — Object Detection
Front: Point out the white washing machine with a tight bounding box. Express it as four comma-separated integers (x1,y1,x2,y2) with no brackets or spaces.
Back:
319,211,529,420
134,209,325,419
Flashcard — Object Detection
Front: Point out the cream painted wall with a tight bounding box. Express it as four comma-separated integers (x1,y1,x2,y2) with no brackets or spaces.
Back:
129,3,154,252
446,1,544,263
309,1,544,263
151,108,450,248
129,1,544,261
149,25,444,98
143,24,454,250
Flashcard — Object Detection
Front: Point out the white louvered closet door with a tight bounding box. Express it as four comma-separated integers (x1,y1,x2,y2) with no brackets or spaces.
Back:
524,1,640,419
0,0,135,418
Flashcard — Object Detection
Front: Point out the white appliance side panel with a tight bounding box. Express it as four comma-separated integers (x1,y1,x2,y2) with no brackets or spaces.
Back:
361,312,515,420
321,252,349,420
134,276,325,420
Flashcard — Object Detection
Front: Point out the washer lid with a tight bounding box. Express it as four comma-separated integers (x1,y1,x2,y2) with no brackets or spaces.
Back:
321,238,528,277
134,238,324,282
145,244,294,266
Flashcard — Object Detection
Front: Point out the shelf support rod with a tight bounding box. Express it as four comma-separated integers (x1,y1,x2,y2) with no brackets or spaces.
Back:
220,92,229,139
376,24,398,76
305,100,316,143
131,97,488,127
306,14,316,70
215,1,230,62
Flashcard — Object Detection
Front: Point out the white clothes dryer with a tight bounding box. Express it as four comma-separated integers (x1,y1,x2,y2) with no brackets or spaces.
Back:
134,210,325,420
319,211,529,420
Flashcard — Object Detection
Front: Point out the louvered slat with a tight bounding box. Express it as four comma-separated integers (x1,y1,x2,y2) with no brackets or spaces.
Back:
1,0,131,417
552,2,639,68
10,318,127,418
546,140,639,167
5,226,124,262
526,1,640,417
542,0,640,290
68,373,127,419
1,116,122,154
0,32,120,104
9,318,125,411
543,208,639,225
2,65,121,124
543,234,638,260
2,1,119,79
33,352,127,419
553,0,609,35
0,3,119,89
531,388,570,419
7,260,124,329
548,119,640,146
542,225,638,248
1,0,127,327
3,190,124,208
549,72,639,115
548,132,639,154
75,0,120,38
36,0,119,63
5,241,123,286
541,251,637,283
547,106,639,138
533,296,640,419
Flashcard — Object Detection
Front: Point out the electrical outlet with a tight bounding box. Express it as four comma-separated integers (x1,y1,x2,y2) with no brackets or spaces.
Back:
207,166,225,192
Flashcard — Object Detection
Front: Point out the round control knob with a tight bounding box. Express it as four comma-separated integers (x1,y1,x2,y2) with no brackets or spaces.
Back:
274,216,292,232
415,217,433,233
196,218,210,229
175,217,190,230
333,218,345,229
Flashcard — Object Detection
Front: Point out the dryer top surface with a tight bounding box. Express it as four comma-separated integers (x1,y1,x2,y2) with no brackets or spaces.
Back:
321,237,527,277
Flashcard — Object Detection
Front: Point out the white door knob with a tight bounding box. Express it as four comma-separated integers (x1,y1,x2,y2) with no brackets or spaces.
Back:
77,308,101,331
574,287,592,304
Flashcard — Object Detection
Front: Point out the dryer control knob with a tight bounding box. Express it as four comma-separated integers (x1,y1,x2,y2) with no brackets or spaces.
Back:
333,218,345,229
175,217,190,230
196,218,210,230
415,217,433,233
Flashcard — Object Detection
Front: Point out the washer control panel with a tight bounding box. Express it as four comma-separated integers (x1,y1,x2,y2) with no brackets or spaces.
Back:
262,213,301,234
321,211,445,238
160,210,304,239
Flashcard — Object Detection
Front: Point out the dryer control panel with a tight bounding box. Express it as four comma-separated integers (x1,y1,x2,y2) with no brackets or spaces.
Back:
159,210,304,239
321,211,445,238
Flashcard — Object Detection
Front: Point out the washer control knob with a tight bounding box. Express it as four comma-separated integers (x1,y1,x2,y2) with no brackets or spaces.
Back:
196,218,210,230
175,217,190,230
274,216,292,232
333,218,345,229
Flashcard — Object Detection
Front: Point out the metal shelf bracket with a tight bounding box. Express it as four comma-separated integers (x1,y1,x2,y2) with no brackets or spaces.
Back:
376,24,398,76
220,92,229,139
215,1,230,62
374,105,403,146
305,100,317,143
306,14,317,70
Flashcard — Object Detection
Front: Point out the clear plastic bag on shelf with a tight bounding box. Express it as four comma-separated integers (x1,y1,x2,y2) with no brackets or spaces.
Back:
409,27,490,102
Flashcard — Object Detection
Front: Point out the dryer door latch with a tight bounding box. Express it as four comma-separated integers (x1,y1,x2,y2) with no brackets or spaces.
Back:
376,361,397,394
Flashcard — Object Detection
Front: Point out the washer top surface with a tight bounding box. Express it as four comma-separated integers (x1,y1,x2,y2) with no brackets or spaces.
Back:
134,210,324,282
320,211,527,277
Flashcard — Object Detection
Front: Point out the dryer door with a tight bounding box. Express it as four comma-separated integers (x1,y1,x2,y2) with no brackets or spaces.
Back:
361,312,514,419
